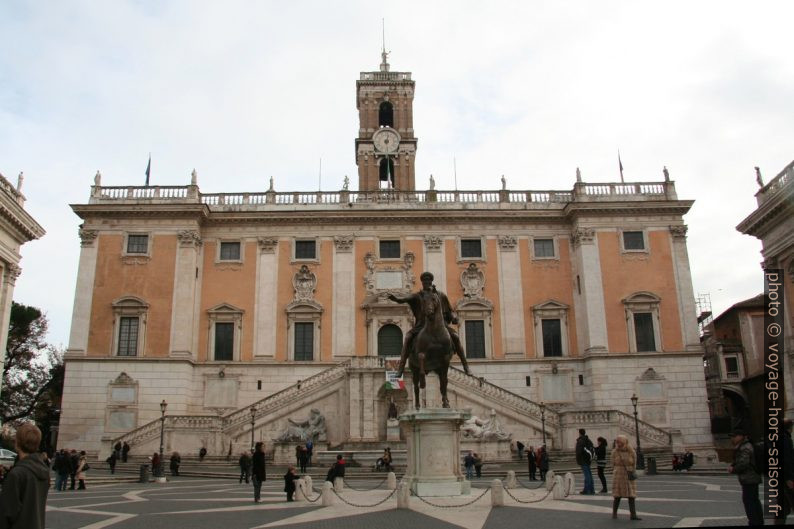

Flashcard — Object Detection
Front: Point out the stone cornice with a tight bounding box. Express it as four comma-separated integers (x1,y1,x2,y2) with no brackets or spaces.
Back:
0,195,45,243
736,183,794,238
71,203,211,221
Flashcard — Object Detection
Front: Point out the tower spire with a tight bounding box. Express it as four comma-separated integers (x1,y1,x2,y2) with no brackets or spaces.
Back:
380,19,390,72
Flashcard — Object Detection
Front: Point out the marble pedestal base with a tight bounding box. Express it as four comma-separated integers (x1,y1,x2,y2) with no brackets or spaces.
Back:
400,407,471,496
386,418,401,442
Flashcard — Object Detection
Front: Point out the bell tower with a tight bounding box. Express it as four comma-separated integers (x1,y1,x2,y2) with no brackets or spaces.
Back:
356,51,417,191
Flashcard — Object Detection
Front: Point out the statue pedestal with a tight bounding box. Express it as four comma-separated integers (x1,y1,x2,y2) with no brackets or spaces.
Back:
386,418,401,442
400,408,471,496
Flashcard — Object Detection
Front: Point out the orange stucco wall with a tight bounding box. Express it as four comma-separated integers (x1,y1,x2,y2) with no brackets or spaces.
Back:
316,240,333,361
519,237,579,358
599,230,684,352
355,240,375,356
88,234,176,357
197,240,257,361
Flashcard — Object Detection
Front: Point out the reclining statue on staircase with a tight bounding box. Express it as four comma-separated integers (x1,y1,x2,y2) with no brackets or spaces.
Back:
275,408,328,442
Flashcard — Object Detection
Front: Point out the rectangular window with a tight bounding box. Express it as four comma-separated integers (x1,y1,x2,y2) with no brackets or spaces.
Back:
465,320,486,359
117,317,139,356
214,322,234,361
295,240,316,260
127,234,149,254
623,231,645,250
219,241,241,261
461,239,482,259
379,240,400,259
294,322,314,361
541,319,563,357
633,313,656,352
724,357,739,378
533,238,555,258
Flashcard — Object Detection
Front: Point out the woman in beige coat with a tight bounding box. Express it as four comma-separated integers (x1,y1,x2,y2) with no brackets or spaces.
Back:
611,435,640,520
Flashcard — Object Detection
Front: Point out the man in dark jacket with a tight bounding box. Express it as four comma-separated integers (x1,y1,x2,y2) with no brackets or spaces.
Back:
527,445,537,480
729,429,763,526
52,450,71,491
575,428,595,494
0,423,50,529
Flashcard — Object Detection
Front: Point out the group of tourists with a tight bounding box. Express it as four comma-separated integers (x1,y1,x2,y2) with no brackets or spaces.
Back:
671,451,694,471
463,451,485,479
52,448,89,491
525,445,550,481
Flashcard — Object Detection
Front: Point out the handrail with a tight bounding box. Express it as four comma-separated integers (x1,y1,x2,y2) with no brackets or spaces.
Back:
559,409,671,446
447,366,561,427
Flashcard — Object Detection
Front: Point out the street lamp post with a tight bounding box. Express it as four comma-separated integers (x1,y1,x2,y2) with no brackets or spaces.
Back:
158,400,167,477
630,394,645,470
250,406,256,452
539,402,547,447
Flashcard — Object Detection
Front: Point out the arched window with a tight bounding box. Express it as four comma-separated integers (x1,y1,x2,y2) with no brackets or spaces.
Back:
379,101,393,128
378,324,403,357
379,158,395,188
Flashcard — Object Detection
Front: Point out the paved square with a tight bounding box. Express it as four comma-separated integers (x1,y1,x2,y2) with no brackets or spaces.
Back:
42,474,754,528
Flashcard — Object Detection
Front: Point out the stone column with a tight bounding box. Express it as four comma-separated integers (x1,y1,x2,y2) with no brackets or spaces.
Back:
169,230,202,358
668,226,701,351
67,228,99,356
496,236,526,357
571,228,608,354
332,236,355,357
254,237,279,358
0,262,20,395
423,236,445,290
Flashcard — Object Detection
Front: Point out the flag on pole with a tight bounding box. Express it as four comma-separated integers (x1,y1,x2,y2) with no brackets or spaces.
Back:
145,154,151,186
618,151,624,183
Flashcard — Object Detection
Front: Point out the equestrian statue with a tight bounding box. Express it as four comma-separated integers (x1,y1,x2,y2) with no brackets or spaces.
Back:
388,271,471,408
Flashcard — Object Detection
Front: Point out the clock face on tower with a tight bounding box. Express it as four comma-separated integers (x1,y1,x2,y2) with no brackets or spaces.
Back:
372,128,400,154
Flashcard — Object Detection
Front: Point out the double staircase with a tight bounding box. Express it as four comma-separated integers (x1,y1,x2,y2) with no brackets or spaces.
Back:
114,357,672,457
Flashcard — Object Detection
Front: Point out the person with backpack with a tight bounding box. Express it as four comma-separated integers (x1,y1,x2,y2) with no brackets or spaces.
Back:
728,429,763,526
575,428,595,495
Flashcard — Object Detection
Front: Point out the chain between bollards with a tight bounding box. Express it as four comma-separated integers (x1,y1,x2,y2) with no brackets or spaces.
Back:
410,485,492,508
515,475,549,489
330,485,400,507
341,477,390,491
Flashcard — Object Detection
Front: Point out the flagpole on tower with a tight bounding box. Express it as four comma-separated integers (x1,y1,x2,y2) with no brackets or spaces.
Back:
618,150,624,183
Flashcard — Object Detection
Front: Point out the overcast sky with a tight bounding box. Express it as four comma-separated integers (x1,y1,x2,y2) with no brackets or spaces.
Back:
1,1,792,348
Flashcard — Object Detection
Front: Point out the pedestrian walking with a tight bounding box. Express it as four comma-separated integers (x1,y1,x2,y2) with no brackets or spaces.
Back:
53,450,70,491
151,452,161,478
252,442,267,503
527,445,537,480
464,451,475,480
305,440,313,467
729,429,763,526
611,435,641,520
106,451,117,474
121,442,130,463
298,446,308,474
538,445,549,481
284,465,299,502
75,451,88,490
239,451,252,483
575,428,595,494
596,436,608,494
68,450,78,490
113,441,122,461
516,440,525,460
776,418,794,525
0,423,50,529
169,452,181,477
474,452,483,478
198,447,207,462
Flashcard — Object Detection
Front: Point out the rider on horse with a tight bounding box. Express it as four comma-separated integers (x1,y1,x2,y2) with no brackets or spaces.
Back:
388,272,470,377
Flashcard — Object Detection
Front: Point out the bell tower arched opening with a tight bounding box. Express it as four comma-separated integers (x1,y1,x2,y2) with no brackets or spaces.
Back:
379,101,394,128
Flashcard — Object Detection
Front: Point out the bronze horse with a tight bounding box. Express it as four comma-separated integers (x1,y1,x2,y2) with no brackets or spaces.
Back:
409,290,453,408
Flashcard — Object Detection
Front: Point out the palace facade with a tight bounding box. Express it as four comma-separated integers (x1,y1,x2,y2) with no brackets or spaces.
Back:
58,55,715,461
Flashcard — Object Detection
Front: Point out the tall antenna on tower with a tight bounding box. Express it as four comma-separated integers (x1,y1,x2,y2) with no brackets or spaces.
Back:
453,156,458,191
382,18,386,53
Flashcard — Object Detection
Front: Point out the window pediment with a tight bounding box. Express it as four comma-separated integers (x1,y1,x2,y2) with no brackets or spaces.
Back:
207,303,245,316
622,292,661,305
112,296,149,310
285,300,324,314
532,299,569,312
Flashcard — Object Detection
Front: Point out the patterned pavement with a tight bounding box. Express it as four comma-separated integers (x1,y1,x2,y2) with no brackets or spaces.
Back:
42,473,758,529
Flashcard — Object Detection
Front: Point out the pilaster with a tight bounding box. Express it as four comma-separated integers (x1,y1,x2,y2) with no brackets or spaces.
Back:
496,235,525,357
423,235,446,291
332,236,355,357
169,230,202,358
572,228,608,354
67,228,99,356
668,225,701,351
254,237,279,358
